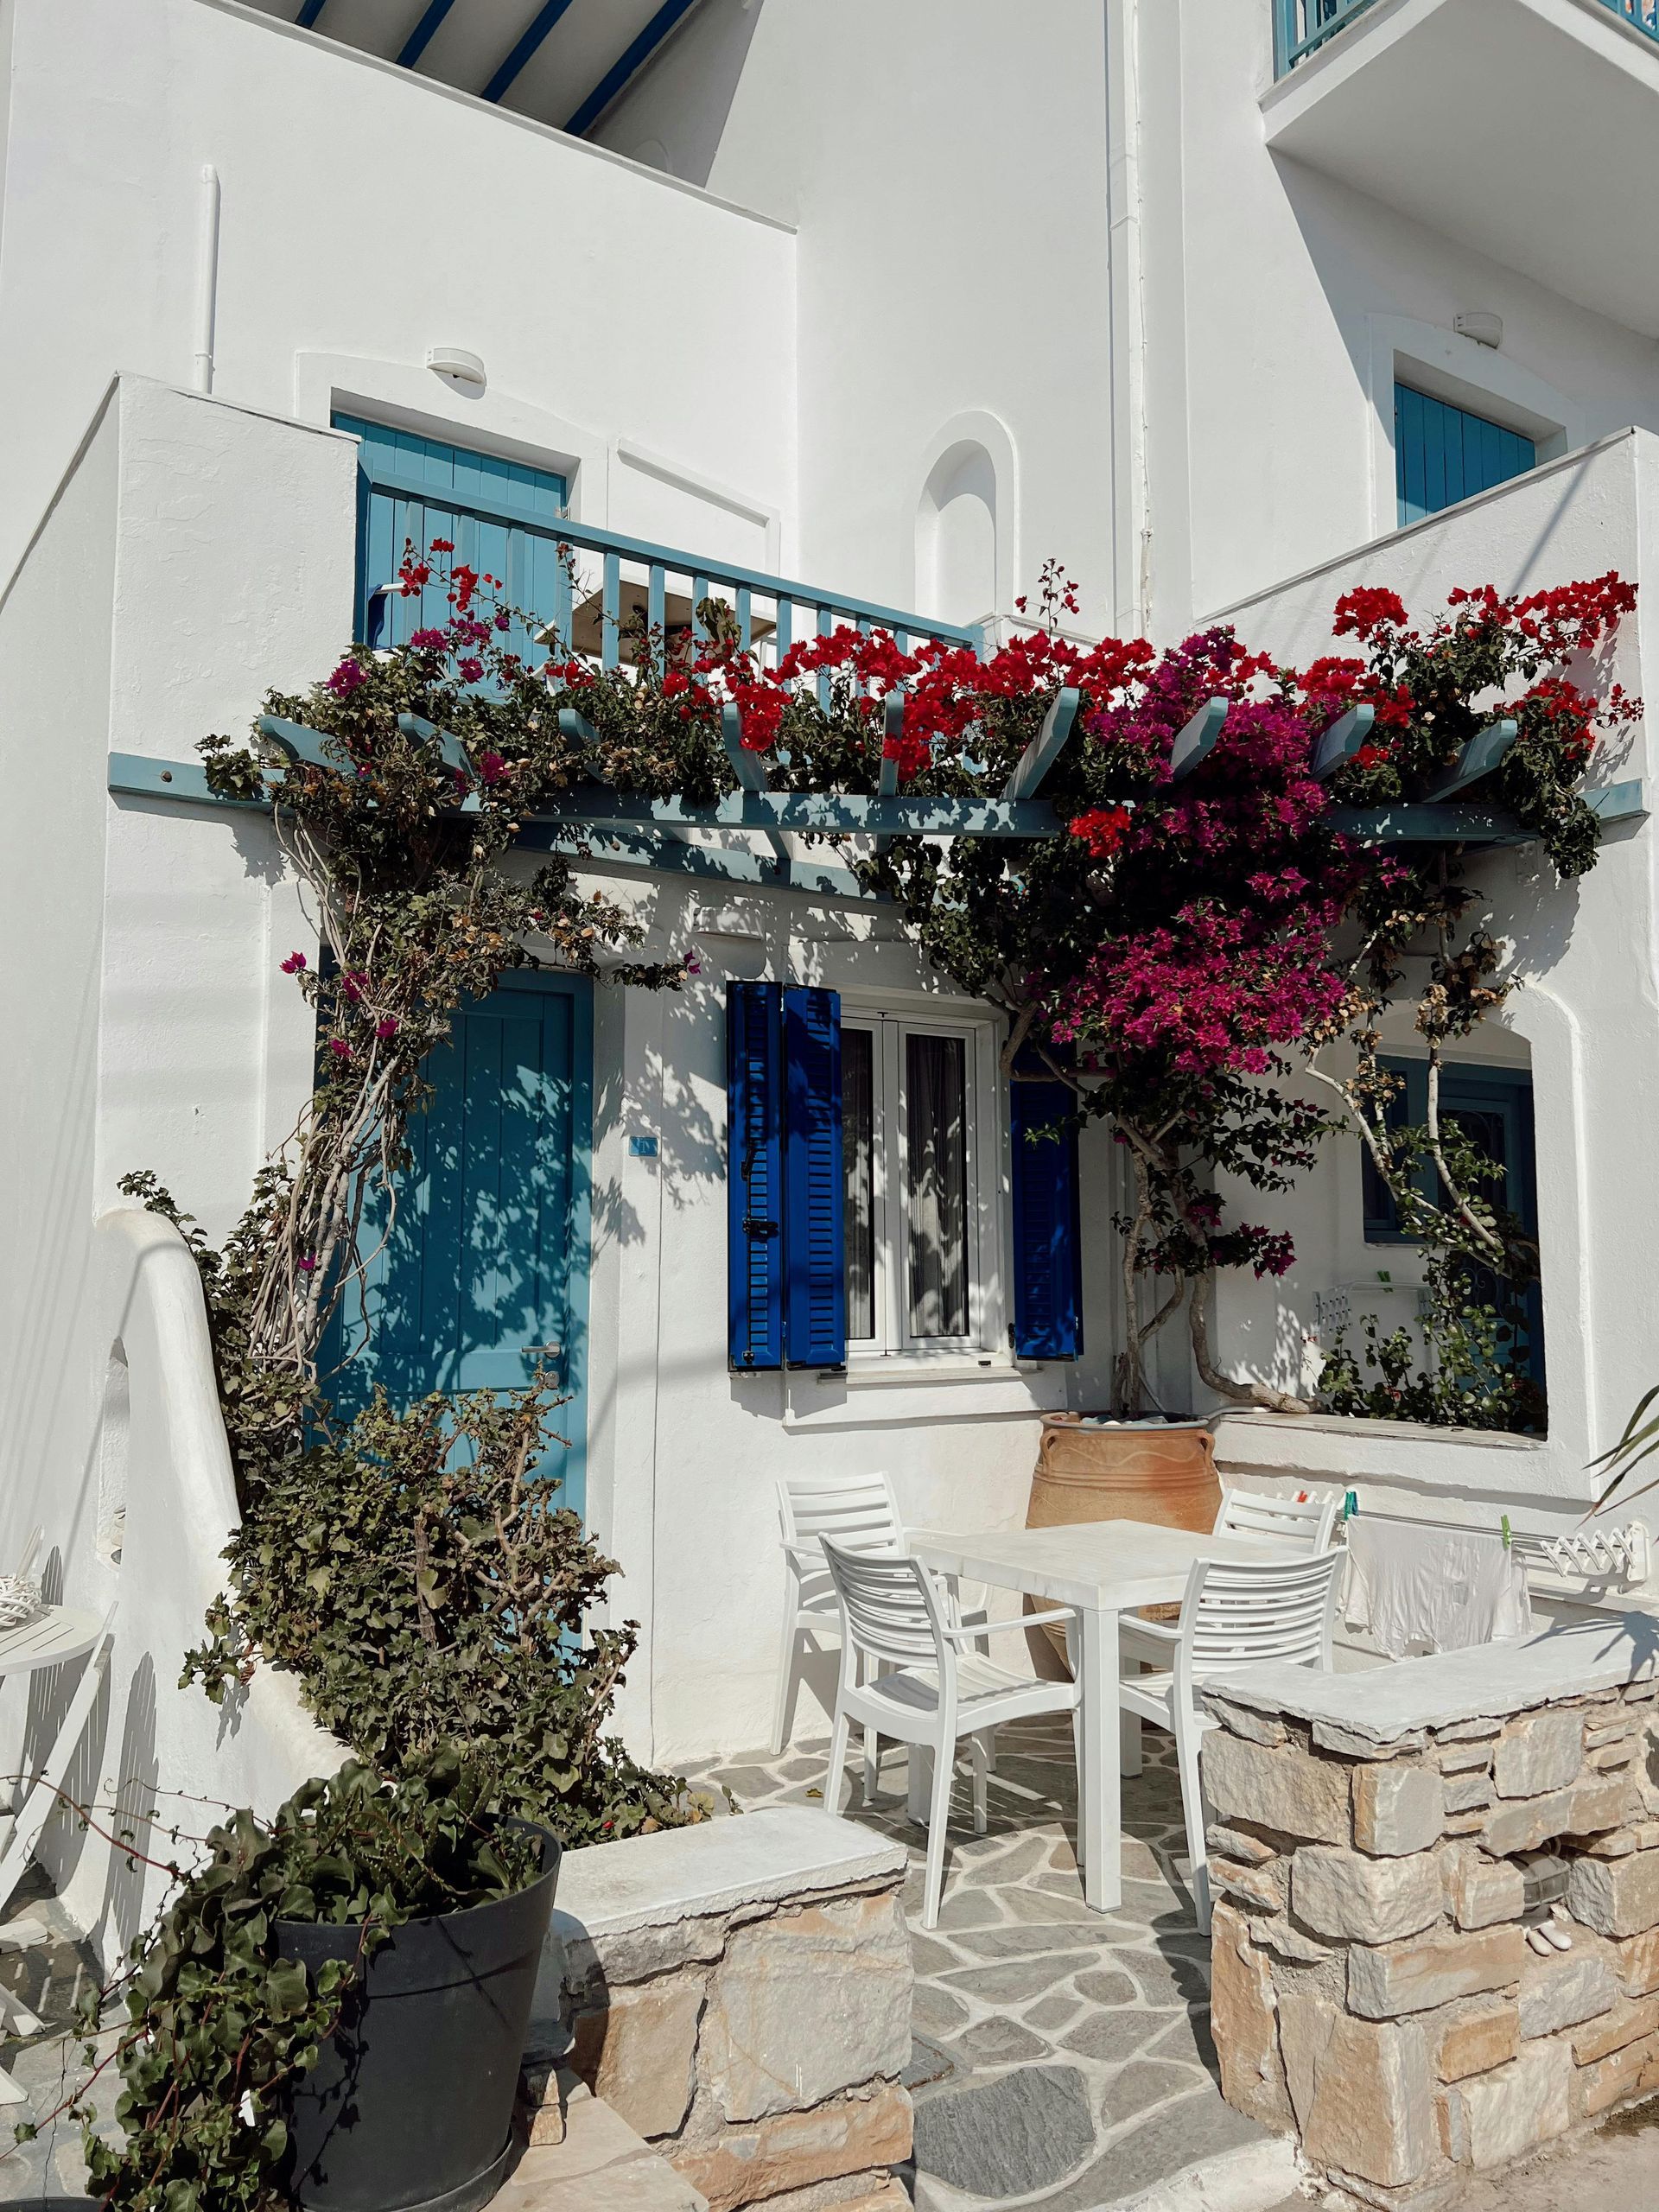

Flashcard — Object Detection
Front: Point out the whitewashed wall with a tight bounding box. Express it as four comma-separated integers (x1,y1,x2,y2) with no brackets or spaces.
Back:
1207,432,1659,1525
0,0,797,590
597,0,1119,638
0,381,349,1956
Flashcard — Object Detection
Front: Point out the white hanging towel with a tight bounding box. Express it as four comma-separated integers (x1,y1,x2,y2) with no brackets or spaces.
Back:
1344,1519,1533,1659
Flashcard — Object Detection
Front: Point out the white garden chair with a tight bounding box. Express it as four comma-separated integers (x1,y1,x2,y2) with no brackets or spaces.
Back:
1120,1549,1344,1932
772,1473,904,1758
1119,1488,1338,1674
820,1539,1080,1929
0,1563,116,2107
772,1472,989,1793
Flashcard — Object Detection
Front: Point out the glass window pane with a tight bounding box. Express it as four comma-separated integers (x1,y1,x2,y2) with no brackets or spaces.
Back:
906,1033,969,1338
842,1028,875,1340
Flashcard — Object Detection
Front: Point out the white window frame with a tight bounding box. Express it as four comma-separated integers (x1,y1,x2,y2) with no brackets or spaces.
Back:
840,1001,1007,1364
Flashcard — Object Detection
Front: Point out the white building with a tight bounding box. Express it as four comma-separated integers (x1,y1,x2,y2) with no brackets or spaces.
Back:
4,0,1659,1892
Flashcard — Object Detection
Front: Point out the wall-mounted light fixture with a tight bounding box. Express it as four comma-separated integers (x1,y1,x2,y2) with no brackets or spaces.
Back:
426,346,488,392
1454,313,1503,351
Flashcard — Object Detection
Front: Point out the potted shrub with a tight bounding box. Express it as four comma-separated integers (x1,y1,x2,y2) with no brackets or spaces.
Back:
79,1750,558,2212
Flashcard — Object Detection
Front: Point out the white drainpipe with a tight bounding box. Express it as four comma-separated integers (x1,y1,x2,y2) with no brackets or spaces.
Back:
193,164,221,395
1104,0,1152,639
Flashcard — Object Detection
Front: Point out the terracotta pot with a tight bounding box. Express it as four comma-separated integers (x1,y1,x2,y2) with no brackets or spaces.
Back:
1025,1416,1220,1673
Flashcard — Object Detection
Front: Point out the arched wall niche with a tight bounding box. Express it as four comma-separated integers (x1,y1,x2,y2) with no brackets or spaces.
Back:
909,411,1020,627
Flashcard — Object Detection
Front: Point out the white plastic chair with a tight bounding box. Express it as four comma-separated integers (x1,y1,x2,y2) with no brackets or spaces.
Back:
0,1591,116,2107
820,1539,1081,1929
1119,1489,1338,1674
1213,1487,1339,1550
772,1473,989,1787
1120,1550,1344,1931
772,1474,906,1758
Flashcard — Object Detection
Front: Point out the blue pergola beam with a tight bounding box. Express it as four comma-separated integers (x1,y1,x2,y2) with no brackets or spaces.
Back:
563,0,702,135
295,0,330,27
1311,703,1376,781
106,754,874,899
397,710,473,779
483,0,576,104
1004,686,1082,801
537,791,1059,836
106,755,1649,871
721,702,788,863
1422,718,1519,803
874,691,906,855
398,0,459,67
258,715,336,770
1168,696,1228,782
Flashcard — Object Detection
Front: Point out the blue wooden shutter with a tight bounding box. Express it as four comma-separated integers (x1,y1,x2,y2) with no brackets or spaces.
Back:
1009,1071,1082,1359
727,982,785,1370
784,987,847,1369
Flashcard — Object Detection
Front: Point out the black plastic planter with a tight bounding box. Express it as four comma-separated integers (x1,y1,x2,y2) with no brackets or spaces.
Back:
276,1831,561,2212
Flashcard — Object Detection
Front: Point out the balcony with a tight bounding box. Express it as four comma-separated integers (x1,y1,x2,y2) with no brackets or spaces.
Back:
1264,0,1659,336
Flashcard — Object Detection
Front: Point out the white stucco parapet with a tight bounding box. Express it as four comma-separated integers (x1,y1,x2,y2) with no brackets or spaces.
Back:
1205,1615,1659,1747
550,1806,907,1944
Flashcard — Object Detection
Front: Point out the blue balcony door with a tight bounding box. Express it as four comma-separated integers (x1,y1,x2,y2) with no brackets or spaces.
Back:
335,413,569,659
326,971,594,1520
1395,385,1536,527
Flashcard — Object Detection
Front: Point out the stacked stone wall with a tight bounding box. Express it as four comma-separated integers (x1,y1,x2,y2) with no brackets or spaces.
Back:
1207,1675,1659,2207
524,1853,912,2212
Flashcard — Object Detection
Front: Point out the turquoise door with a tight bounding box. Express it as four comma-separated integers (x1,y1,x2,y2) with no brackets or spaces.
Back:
327,971,593,1519
334,413,569,658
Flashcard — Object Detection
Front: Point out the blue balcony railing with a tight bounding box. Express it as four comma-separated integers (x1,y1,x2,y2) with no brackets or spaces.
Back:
1601,0,1659,41
352,438,984,714
1273,0,1377,74
1276,0,1659,75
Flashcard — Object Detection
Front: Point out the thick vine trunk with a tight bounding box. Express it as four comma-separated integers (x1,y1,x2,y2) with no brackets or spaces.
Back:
1186,1281,1309,1416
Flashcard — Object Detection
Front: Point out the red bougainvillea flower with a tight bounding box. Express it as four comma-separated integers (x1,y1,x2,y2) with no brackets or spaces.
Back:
340,971,366,1003
326,656,366,698
297,1255,317,1274
280,950,307,975
477,750,507,785
429,537,454,555
457,657,485,684
327,1039,353,1060
1332,587,1408,640
1068,805,1134,857
449,565,480,613
376,1017,399,1041
410,628,446,652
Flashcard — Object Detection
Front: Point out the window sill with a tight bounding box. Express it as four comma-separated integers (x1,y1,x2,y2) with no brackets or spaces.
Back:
782,1357,1071,1429
843,1355,1028,1387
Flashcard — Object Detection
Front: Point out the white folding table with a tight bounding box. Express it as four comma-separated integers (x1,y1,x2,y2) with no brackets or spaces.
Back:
909,1519,1293,1913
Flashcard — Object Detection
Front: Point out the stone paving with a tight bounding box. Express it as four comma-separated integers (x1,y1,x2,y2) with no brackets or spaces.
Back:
687,1712,1273,2211
0,1867,116,2209
0,1717,1270,2212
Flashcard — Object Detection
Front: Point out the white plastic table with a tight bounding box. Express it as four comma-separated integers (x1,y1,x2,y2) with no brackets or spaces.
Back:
908,1520,1294,1912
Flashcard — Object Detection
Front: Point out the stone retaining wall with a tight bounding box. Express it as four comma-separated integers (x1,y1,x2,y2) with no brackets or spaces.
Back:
522,1808,912,2212
1204,1618,1659,2209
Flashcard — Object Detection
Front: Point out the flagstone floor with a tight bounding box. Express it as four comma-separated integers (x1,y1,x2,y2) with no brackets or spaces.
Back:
686,1713,1275,2212
0,1868,115,2208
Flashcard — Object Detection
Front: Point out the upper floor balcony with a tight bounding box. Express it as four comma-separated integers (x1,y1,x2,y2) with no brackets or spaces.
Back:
238,0,701,138
1264,0,1659,337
